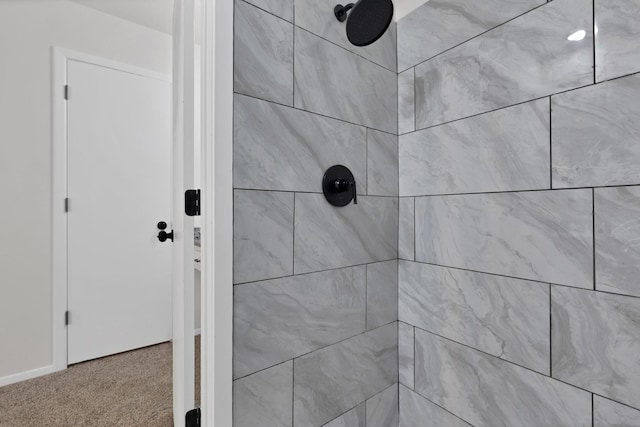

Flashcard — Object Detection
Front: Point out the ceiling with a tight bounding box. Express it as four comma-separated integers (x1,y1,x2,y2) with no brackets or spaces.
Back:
69,0,175,34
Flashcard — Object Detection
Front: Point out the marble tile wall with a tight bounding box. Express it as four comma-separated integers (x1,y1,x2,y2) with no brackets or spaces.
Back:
234,0,294,105
397,0,545,72
294,27,398,134
398,0,640,424
414,190,594,287
414,0,593,129
232,0,398,425
294,323,398,426
399,98,551,196
552,73,640,188
399,385,471,427
594,396,640,427
399,261,550,374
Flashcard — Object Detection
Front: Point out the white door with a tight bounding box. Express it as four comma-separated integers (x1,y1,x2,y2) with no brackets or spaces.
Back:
66,59,172,365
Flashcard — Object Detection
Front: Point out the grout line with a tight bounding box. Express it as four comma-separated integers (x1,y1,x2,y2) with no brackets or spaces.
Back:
549,284,553,378
404,68,640,136
407,91,575,135
395,259,640,300
403,385,474,427
292,357,295,425
412,197,416,261
412,325,594,396
366,128,369,196
234,259,398,287
413,326,416,390
592,0,596,85
549,96,553,189
397,0,550,73
401,183,640,199
292,5,296,107
365,264,369,330
234,92,397,136
232,187,396,198
295,25,397,73
292,192,296,275
232,320,398,382
413,66,417,133
592,188,597,291
411,323,640,412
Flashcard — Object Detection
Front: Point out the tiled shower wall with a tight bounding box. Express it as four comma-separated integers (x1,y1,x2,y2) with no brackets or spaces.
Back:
232,0,399,425
397,0,640,426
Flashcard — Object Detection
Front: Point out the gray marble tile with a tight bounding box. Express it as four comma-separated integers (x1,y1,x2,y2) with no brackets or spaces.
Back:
552,286,640,409
400,99,550,196
595,0,640,82
234,0,293,105
234,94,367,193
366,260,398,330
595,186,640,298
295,0,397,71
367,130,398,197
324,404,366,427
415,190,593,288
233,361,293,427
397,0,545,71
234,190,294,284
294,194,398,274
398,69,415,135
234,266,366,378
399,261,550,374
244,0,293,22
594,396,640,427
399,385,472,427
415,0,593,129
366,384,398,427
415,329,592,427
399,322,414,389
552,74,640,188
398,197,414,261
294,28,398,134
294,323,398,426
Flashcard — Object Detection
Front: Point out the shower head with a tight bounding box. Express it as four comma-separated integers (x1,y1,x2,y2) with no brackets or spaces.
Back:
334,0,394,47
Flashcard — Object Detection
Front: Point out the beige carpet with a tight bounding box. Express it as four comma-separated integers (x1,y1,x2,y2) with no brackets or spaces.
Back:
0,339,200,427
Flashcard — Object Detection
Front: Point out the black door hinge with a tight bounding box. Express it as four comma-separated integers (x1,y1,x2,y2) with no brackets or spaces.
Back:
64,85,69,100
186,408,200,427
185,189,201,216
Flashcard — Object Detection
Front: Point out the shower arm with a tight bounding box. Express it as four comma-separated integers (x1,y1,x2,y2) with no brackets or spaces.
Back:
334,3,355,22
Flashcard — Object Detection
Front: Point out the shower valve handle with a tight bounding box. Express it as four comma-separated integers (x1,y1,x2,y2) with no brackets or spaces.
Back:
333,179,357,204
323,165,358,207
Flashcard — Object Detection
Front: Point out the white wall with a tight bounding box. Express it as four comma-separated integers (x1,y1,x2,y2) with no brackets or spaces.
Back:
395,0,430,21
0,0,171,380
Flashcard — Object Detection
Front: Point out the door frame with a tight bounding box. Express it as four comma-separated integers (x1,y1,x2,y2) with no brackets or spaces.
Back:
199,0,234,425
51,47,172,373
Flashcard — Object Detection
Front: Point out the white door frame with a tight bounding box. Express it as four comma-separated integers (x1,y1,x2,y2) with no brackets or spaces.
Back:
200,0,234,425
51,47,172,373
172,0,195,424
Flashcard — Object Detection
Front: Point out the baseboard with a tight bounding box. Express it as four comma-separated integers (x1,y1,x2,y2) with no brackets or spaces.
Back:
194,328,201,336
0,364,59,388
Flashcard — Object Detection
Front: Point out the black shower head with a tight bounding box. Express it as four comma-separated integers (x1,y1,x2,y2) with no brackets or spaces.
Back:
334,0,394,47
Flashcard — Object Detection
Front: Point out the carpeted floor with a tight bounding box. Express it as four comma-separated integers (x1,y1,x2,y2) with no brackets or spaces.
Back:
0,339,200,427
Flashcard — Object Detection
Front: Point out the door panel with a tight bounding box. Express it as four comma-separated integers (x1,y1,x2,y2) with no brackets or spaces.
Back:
67,59,172,365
